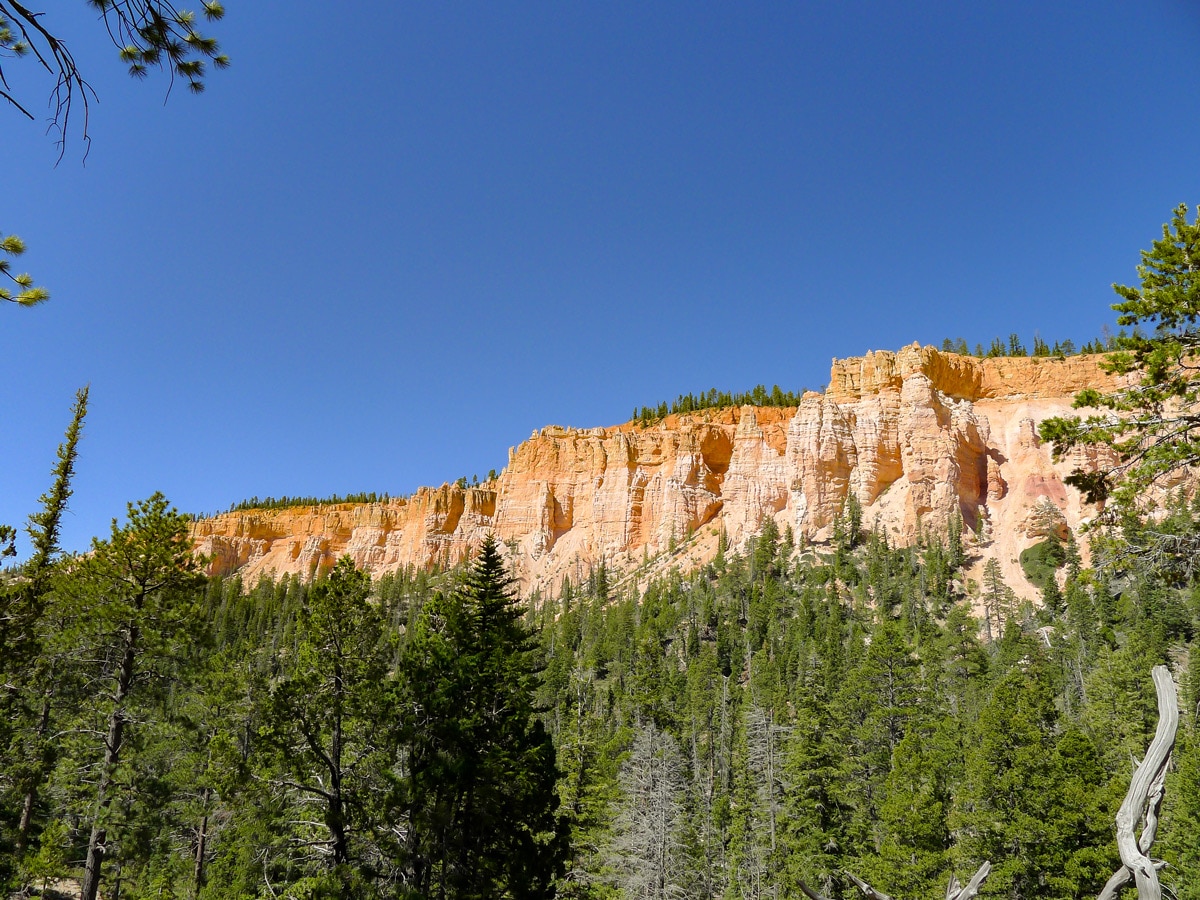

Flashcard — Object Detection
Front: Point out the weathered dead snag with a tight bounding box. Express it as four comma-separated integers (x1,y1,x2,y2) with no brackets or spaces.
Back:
939,865,993,900
797,666,1177,900
797,863,991,900
1096,664,1178,900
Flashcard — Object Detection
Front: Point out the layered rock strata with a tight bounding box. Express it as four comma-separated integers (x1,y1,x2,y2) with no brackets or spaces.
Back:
191,345,1123,599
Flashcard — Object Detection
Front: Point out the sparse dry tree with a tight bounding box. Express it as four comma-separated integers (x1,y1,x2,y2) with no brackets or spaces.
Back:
605,724,690,900
736,704,791,900
748,704,789,840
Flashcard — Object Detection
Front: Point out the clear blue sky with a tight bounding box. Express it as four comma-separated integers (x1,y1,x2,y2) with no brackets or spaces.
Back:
3,1,1199,555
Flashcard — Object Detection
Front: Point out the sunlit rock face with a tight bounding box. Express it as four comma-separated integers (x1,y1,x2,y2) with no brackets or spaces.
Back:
191,344,1123,599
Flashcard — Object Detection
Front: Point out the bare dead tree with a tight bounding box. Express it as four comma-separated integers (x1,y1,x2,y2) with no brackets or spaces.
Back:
938,867,993,900
742,702,791,899
605,723,690,900
796,666,1177,900
1095,664,1178,900
796,863,991,900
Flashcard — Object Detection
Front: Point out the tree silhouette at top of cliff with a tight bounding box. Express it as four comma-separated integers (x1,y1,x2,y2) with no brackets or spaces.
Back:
1042,203,1200,512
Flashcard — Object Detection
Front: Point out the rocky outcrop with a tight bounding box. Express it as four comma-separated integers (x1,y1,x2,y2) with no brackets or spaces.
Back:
191,344,1127,599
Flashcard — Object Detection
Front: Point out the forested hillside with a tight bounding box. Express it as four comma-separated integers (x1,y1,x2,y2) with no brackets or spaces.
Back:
3,493,1198,899
532,512,1199,900
4,203,1199,900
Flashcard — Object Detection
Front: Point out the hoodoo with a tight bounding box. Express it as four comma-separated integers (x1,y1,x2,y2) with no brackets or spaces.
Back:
191,344,1123,598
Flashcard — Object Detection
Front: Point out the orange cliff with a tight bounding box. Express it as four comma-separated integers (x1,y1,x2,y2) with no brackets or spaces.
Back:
190,344,1125,599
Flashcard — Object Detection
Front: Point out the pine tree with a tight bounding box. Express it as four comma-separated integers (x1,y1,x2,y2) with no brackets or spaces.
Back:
951,654,1078,898
1161,717,1200,899
780,673,847,899
864,731,950,897
832,618,923,869
0,387,87,883
255,556,393,897
51,494,204,900
980,558,1007,642
1041,204,1200,507
398,535,567,899
946,509,966,571
0,386,88,667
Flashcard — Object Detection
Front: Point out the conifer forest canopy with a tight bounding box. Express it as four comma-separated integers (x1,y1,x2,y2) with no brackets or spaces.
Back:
4,4,1200,895
4,203,1200,896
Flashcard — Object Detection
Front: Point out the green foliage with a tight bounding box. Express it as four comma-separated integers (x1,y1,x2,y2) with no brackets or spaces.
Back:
50,493,206,900
0,389,88,889
979,557,1016,642
97,0,230,91
0,231,48,306
1,2,229,149
19,818,68,894
941,333,1117,359
256,557,393,893
6,467,1200,897
951,656,1090,898
398,536,567,898
1019,537,1066,592
632,384,807,425
1041,203,1200,508
867,732,949,896
224,490,395,512
0,387,87,664
1161,721,1200,899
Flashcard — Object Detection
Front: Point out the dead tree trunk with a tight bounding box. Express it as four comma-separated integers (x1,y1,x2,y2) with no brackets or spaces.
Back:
797,666,1177,900
1096,664,1178,900
797,863,991,900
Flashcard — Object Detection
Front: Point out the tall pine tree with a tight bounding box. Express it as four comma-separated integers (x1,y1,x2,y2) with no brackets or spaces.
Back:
398,535,567,899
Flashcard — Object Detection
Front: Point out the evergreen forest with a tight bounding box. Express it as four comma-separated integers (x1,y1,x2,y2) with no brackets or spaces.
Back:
4,3,1198,898
4,446,1200,898
630,329,1134,429
6,204,1200,899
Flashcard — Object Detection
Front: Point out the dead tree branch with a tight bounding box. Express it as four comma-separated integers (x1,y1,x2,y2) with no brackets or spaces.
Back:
799,864,991,900
945,863,992,900
847,872,894,900
1096,664,1178,900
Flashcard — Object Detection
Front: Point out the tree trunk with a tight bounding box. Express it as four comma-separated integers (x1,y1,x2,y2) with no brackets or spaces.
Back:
328,667,350,870
193,789,210,896
1096,665,1177,900
799,863,991,900
81,626,137,900
15,692,52,855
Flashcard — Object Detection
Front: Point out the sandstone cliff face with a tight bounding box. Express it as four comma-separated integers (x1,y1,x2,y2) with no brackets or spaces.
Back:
191,345,1125,599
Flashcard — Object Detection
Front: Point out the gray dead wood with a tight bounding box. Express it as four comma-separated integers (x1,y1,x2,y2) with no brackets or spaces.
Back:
798,863,990,900
847,871,894,900
1096,664,1178,900
943,863,991,900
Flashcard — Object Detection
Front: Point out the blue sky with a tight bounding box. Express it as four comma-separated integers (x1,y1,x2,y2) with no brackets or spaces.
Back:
3,1,1199,554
